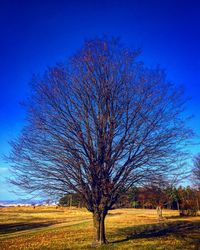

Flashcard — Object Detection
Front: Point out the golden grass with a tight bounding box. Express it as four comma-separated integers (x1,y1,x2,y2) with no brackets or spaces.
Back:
0,207,199,249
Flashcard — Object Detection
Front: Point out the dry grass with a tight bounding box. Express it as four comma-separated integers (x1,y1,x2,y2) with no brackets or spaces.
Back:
0,207,199,249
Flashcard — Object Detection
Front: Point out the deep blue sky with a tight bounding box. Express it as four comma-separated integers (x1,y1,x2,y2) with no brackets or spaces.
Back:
0,0,200,200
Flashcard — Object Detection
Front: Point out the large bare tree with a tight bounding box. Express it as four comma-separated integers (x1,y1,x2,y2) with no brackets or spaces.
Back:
9,38,192,245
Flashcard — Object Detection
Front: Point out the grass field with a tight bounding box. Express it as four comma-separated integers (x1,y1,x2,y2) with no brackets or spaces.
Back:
0,206,200,250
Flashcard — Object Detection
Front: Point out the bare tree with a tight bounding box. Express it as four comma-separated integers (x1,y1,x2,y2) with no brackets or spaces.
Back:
193,154,200,189
8,38,192,245
137,174,178,219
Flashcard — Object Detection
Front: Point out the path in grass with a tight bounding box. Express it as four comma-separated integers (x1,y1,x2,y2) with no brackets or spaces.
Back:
0,218,92,240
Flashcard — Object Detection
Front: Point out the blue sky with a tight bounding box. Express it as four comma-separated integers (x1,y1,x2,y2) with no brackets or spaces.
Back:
0,0,200,200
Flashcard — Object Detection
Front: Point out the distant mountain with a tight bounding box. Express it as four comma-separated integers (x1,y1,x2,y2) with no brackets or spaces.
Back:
0,199,57,207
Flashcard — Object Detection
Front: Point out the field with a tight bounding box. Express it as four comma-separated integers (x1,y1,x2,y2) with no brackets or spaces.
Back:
0,207,200,250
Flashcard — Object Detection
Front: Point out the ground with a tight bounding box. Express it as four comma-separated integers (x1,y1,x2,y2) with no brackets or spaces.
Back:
0,206,199,250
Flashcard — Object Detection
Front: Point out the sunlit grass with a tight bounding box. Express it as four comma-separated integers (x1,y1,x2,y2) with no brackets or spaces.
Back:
0,207,199,249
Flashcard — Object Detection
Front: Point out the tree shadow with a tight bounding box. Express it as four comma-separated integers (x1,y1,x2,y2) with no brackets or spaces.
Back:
112,219,200,247
0,221,58,234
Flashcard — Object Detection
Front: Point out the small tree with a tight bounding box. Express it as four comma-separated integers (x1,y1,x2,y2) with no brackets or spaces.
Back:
137,176,170,219
127,187,139,208
59,193,84,207
178,186,198,216
8,38,192,245
165,186,180,210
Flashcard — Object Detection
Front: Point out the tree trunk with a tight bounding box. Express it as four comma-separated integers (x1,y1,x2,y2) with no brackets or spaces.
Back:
156,205,163,220
176,200,180,212
196,198,199,211
92,211,108,245
68,195,72,208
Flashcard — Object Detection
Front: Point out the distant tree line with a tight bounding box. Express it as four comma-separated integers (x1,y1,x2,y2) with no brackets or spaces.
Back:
118,186,199,217
59,186,200,217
